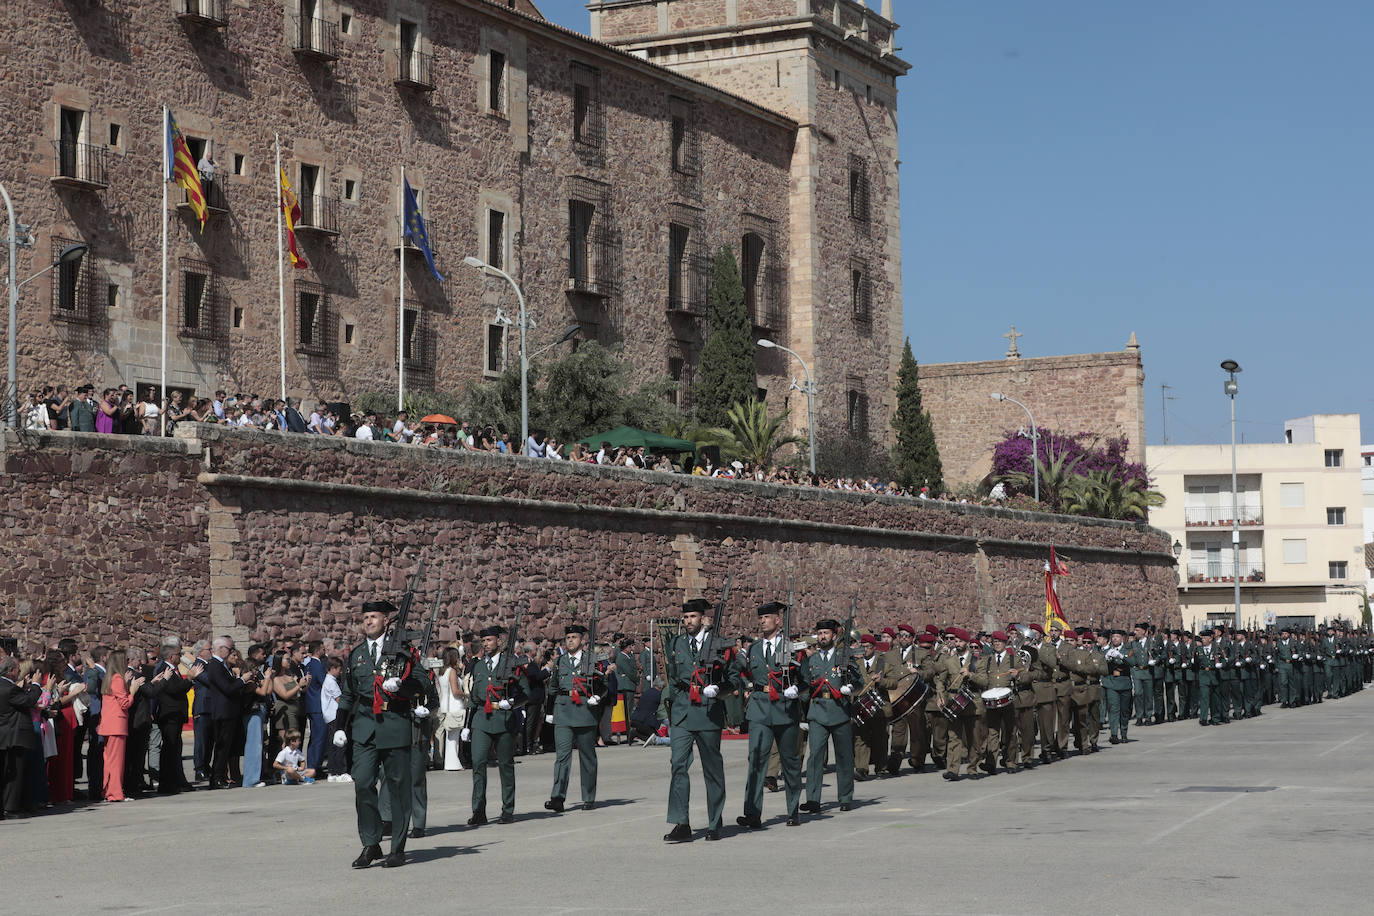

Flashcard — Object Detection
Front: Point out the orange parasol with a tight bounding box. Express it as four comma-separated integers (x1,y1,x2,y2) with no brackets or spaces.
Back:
420,414,457,425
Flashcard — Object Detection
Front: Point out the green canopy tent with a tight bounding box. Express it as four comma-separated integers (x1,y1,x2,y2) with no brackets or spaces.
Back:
577,426,698,454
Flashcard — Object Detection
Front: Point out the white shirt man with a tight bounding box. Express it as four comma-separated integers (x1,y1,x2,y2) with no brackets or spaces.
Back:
355,422,373,441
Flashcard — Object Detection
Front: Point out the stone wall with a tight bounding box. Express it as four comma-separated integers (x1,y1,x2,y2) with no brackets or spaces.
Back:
2,424,1179,652
919,343,1148,489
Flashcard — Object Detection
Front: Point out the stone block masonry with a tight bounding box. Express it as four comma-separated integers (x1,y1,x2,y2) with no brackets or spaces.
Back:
2,424,1178,652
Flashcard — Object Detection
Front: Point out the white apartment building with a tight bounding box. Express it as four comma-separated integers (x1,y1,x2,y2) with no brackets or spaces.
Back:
1150,415,1364,632
1363,443,1374,597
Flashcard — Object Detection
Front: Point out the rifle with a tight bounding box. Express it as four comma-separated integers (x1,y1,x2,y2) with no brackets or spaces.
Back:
419,586,442,664
781,576,797,688
702,575,733,686
379,558,425,680
585,588,601,679
836,595,858,670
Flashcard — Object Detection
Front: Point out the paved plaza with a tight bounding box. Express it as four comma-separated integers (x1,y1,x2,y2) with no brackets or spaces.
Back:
7,691,1374,915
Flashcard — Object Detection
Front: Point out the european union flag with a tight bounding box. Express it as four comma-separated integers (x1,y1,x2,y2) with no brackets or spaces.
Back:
403,178,444,282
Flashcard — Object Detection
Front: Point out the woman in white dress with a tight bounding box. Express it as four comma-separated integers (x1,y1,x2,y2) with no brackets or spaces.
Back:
437,646,467,771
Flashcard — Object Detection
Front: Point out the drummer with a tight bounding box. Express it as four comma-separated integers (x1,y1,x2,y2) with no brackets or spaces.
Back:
852,634,887,781
934,628,979,782
970,631,1027,774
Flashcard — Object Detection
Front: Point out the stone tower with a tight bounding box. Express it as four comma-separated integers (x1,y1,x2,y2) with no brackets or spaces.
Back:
589,0,910,448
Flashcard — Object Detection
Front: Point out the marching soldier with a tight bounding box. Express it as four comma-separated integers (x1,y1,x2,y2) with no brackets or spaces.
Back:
544,624,599,814
1011,631,1039,766
1049,627,1074,755
1233,630,1261,717
1196,629,1225,726
665,597,736,842
880,624,924,776
853,634,886,781
1179,630,1199,719
1160,629,1182,722
970,630,1026,773
934,627,979,781
466,625,528,826
800,619,863,812
1027,623,1058,764
924,627,950,770
613,637,640,744
1127,623,1154,727
1215,625,1239,720
1101,630,1133,742
1274,625,1298,707
337,600,431,869
378,664,440,839
737,601,802,829
1064,629,1104,753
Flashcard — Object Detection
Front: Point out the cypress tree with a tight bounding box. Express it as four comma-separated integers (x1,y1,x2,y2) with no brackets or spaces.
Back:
891,338,945,493
692,246,756,427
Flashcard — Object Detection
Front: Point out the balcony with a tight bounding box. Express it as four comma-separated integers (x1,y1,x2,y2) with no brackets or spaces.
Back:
176,0,228,29
1186,562,1266,585
392,49,435,92
567,274,612,299
177,180,229,219
292,17,339,62
666,293,704,318
296,195,340,237
50,140,109,191
1184,505,1263,528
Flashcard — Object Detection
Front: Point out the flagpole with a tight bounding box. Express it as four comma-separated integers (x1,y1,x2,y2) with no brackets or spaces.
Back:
159,105,169,437
398,167,406,412
275,134,287,402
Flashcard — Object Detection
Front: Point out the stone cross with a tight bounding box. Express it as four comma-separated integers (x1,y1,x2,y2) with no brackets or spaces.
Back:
1003,325,1022,359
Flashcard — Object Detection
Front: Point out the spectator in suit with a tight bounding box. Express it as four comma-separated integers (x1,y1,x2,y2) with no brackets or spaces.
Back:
1,656,43,818
83,645,109,798
147,646,198,795
122,648,155,796
301,641,327,773
189,641,213,781
201,637,249,789
97,650,144,802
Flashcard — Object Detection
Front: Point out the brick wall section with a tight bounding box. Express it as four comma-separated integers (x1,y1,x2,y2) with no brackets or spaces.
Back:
919,348,1148,489
2,425,1178,651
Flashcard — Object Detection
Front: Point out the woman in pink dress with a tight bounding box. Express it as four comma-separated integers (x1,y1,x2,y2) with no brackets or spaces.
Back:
95,388,119,434
97,649,144,802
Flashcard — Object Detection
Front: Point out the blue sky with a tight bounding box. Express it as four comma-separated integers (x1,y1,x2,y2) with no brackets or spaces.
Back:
542,1,1374,449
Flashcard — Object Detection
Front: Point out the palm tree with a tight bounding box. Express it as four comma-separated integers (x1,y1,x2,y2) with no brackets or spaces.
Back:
1064,470,1165,520
999,443,1085,511
725,397,804,468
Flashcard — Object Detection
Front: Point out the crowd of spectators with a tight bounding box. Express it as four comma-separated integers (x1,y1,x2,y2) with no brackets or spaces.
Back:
16,381,1018,508
0,629,660,818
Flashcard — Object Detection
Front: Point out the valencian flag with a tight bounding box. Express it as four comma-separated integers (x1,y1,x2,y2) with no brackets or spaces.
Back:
403,178,444,282
279,168,309,269
165,110,206,231
1044,546,1071,633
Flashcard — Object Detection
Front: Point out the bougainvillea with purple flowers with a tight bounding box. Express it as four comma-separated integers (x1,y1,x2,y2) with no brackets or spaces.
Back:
990,429,1151,492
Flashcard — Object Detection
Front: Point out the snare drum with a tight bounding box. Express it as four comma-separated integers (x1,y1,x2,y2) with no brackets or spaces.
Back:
981,686,1014,709
852,685,888,726
941,685,977,720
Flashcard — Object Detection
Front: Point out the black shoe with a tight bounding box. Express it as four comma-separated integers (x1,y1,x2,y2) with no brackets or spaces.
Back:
467,813,488,827
1039,753,1052,765
943,772,959,781
800,801,821,814
381,851,406,868
498,813,514,824
351,844,383,869
381,820,393,837
1200,721,1209,727
853,770,870,782
1109,735,1120,744
932,756,946,770
545,797,565,813
664,824,693,842
787,814,800,826
409,827,425,839
839,803,852,811
736,814,763,829
704,828,721,841
583,801,596,811
764,776,778,793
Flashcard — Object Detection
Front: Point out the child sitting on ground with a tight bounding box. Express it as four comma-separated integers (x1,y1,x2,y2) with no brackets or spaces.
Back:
274,728,317,785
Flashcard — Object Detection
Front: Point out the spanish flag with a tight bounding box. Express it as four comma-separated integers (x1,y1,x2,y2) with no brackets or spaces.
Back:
1045,547,1070,633
165,110,206,232
279,168,308,269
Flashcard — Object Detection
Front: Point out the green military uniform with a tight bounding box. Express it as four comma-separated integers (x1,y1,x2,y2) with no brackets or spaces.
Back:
1127,628,1154,726
1179,635,1198,718
665,602,737,837
379,670,439,833
338,623,429,863
738,619,802,825
1274,631,1298,706
1065,635,1105,752
1101,634,1133,741
614,644,640,737
1196,634,1226,725
799,630,863,805
548,642,600,809
469,644,529,821
1160,632,1182,721
1233,636,1261,717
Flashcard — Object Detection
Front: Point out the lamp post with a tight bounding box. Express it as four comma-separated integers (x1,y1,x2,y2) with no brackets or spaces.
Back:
1221,359,1242,630
756,338,815,474
530,324,581,360
464,256,530,452
3,181,87,428
991,392,1039,504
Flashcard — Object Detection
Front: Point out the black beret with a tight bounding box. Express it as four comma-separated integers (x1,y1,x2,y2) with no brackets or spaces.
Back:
682,598,712,614
361,601,397,616
565,624,588,636
1134,621,1149,630
757,601,788,617
815,618,842,632
479,625,505,639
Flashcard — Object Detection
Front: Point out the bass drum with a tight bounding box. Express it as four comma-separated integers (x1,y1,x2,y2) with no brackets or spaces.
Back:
852,685,889,726
884,671,931,719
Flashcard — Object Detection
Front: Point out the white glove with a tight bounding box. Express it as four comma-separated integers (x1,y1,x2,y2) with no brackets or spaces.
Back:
413,705,429,719
544,714,554,724
332,731,347,748
497,699,512,710
799,721,810,731
460,728,471,742
587,695,600,707
840,684,853,697
702,684,719,699
783,686,799,700
382,677,402,692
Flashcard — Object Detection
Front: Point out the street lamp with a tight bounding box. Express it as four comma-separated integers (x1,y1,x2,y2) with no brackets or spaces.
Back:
4,181,87,428
991,392,1039,504
1221,359,1242,630
464,255,531,452
756,338,815,474
530,324,581,360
